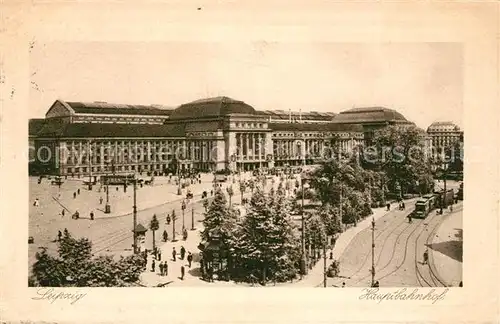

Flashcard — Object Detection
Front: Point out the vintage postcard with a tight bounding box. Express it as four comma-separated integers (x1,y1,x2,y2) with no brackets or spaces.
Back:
1,1,499,323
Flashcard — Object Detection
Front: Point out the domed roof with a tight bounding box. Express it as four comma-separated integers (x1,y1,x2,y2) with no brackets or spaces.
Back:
169,96,256,119
332,107,409,124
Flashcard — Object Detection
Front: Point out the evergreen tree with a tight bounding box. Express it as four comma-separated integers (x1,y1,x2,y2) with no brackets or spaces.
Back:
201,188,237,243
232,187,299,284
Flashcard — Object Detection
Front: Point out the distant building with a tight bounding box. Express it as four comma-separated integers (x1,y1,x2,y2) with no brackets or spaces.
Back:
426,121,463,150
29,97,413,176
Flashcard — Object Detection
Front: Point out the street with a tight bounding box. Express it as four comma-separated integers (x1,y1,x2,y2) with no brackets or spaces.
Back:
328,199,463,287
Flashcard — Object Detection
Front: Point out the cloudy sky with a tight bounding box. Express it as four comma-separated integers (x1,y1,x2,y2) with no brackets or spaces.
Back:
30,42,463,128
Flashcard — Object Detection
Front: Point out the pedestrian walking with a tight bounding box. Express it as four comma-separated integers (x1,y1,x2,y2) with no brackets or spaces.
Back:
402,202,405,210
187,252,193,268
407,215,412,223
172,247,177,261
180,246,186,260
77,189,80,195
57,230,62,241
90,211,94,220
386,203,390,211
163,230,168,242
62,209,65,217
73,192,76,199
158,251,162,261
163,261,168,276
99,197,103,204
423,249,429,264
180,266,185,280
151,259,156,272
33,198,39,207
342,282,345,288
159,262,164,276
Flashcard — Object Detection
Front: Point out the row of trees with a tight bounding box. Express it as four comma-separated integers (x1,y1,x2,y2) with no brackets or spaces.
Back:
201,185,302,284
30,230,146,287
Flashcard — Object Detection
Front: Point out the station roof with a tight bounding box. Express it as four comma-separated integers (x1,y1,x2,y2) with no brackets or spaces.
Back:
269,122,363,132
169,96,256,119
331,107,409,124
59,100,174,116
37,122,186,138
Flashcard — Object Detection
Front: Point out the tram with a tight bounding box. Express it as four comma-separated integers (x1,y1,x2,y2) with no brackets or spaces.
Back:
414,197,432,219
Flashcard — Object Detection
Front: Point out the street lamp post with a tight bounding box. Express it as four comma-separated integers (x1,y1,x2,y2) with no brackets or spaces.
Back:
177,162,182,195
323,235,329,288
371,217,376,287
104,162,111,214
191,208,195,231
87,140,93,190
181,200,186,230
132,179,138,254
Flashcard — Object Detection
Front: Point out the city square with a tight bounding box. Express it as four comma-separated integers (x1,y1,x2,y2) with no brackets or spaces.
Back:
27,43,464,288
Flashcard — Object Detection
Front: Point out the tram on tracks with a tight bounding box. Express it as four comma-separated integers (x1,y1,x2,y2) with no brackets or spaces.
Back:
413,189,454,219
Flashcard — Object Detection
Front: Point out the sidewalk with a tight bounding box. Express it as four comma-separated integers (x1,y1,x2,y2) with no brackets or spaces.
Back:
429,202,463,287
289,197,420,287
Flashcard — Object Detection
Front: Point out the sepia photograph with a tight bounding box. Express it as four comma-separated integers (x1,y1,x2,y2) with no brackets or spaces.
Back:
27,42,464,288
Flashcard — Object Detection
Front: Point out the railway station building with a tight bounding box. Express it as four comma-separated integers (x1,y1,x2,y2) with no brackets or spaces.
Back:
29,97,413,176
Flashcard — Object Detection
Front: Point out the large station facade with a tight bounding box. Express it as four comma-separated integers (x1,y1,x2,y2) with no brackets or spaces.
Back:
29,97,413,176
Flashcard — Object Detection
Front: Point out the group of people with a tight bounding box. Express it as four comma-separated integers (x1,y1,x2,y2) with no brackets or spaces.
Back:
150,246,194,281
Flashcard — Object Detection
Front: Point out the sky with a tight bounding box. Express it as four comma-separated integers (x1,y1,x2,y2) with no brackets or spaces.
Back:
30,42,463,129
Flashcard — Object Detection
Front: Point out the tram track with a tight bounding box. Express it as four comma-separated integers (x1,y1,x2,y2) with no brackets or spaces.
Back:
414,207,463,287
374,212,436,283
414,213,445,287
351,219,414,285
339,213,406,280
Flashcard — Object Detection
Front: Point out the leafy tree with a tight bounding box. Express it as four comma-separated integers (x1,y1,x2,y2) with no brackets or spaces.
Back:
149,214,159,251
367,125,431,195
30,231,146,287
248,179,255,193
239,181,246,203
316,203,343,237
226,185,234,207
305,214,326,262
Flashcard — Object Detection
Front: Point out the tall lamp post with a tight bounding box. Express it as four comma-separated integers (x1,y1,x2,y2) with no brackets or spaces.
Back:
370,217,376,287
181,200,186,230
177,159,182,196
104,162,111,214
132,179,138,254
87,140,94,190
